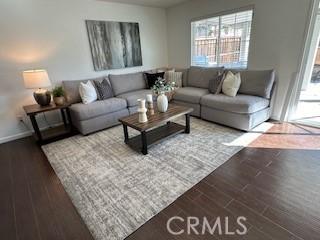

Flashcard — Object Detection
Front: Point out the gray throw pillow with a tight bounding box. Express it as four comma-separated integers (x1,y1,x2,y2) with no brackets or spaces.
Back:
209,73,225,94
94,79,114,100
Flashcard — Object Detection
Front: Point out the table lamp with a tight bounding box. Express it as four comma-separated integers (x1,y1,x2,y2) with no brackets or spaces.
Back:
23,69,52,106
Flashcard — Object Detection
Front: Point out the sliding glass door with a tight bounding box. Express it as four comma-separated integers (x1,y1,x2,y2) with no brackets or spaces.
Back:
288,1,320,128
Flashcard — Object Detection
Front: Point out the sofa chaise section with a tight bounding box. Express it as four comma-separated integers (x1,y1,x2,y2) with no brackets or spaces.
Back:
173,67,275,130
200,69,275,131
201,94,270,114
201,94,271,131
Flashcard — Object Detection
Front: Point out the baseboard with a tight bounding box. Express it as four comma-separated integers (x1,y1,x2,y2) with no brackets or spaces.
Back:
0,122,64,145
0,131,33,144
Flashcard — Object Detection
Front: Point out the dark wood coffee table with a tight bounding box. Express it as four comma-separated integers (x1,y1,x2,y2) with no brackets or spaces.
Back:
119,104,193,155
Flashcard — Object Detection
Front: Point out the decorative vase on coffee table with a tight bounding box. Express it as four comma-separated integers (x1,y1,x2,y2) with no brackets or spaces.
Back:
157,92,168,113
137,99,148,123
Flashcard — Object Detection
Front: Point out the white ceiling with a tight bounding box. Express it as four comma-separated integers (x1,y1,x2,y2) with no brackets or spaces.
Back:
99,0,190,8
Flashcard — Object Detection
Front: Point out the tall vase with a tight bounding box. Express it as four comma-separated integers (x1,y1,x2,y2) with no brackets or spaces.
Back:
157,93,168,113
137,99,148,123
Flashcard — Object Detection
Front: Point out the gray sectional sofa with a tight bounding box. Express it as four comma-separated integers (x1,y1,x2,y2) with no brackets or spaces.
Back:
62,66,275,135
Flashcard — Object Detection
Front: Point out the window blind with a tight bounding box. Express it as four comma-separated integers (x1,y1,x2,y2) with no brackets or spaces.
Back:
191,9,253,69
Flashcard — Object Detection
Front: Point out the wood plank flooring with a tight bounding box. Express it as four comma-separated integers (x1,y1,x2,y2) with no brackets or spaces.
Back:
0,137,94,240
0,123,320,240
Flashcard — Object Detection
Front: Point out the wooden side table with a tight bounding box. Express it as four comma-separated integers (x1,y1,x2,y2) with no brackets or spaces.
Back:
23,103,74,145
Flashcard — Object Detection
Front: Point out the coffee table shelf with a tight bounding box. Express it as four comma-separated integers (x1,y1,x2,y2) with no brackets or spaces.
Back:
126,122,185,153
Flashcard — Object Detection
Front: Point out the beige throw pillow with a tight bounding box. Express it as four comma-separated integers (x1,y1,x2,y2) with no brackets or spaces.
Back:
222,71,241,97
166,71,183,87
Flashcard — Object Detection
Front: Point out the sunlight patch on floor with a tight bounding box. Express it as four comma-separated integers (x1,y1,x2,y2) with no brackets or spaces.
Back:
223,122,274,147
248,122,320,150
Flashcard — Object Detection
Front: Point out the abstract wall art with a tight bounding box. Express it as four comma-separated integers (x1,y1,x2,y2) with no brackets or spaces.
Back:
86,20,143,71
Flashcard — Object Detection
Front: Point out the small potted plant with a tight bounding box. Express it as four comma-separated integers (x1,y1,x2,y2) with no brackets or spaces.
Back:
52,86,65,106
152,77,175,112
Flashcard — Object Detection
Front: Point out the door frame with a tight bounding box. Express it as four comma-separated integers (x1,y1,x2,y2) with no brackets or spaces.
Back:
283,0,320,121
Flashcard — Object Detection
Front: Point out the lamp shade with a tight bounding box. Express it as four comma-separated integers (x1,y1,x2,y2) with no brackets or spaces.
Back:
23,69,51,89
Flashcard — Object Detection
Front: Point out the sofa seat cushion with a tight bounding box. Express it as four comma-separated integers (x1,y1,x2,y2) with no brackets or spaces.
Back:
200,94,270,114
69,97,127,121
118,89,153,107
173,87,209,104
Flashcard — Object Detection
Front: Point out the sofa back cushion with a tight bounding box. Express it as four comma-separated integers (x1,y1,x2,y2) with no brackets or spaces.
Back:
62,76,105,104
238,70,275,99
109,72,146,96
187,66,224,89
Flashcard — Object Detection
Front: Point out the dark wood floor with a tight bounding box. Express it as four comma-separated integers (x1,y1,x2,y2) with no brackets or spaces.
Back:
1,123,320,240
0,137,94,240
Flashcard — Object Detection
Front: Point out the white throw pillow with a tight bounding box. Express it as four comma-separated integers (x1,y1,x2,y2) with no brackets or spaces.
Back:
222,71,241,97
79,80,97,104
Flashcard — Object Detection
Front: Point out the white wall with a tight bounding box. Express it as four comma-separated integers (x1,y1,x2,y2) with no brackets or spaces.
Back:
0,0,314,143
167,0,312,119
0,0,168,142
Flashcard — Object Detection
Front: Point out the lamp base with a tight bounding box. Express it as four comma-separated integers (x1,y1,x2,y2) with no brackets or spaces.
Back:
33,90,51,106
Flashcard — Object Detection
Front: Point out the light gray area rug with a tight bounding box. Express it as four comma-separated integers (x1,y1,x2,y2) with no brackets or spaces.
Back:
42,118,252,240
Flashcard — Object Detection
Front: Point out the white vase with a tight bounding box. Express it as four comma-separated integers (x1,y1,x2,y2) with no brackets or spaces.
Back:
157,93,168,113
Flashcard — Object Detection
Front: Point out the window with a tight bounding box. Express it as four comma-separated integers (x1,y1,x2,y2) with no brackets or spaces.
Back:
191,9,253,69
